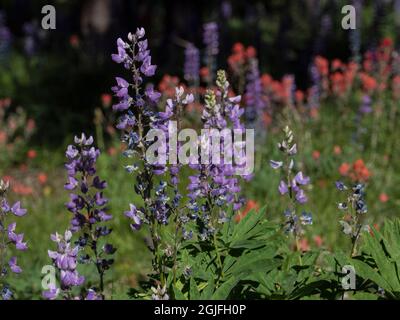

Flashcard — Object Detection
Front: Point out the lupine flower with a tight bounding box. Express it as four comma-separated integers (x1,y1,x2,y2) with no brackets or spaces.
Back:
0,11,11,59
42,284,60,300
184,43,200,85
23,21,39,56
270,160,283,169
64,133,112,230
63,134,114,298
221,0,232,18
112,28,187,291
203,22,219,82
335,181,347,191
187,70,246,240
336,181,369,256
86,289,103,300
245,54,267,137
0,179,27,300
151,285,169,300
43,230,84,299
271,127,312,237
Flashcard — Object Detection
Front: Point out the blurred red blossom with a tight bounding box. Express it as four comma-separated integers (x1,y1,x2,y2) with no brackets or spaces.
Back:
379,193,389,203
235,200,259,223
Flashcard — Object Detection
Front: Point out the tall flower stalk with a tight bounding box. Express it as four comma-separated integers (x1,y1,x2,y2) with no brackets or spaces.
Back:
156,87,194,286
187,70,247,279
270,126,312,262
113,28,198,294
335,181,368,257
184,43,200,88
112,27,176,288
203,22,219,85
43,134,114,300
0,179,27,300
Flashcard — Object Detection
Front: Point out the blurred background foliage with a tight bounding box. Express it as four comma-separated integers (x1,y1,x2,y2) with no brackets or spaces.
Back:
0,0,399,145
1,0,400,299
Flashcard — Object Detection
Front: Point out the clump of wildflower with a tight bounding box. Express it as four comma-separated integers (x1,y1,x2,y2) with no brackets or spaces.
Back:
44,134,114,300
336,181,369,256
270,126,312,239
0,179,28,300
188,70,246,241
308,56,329,110
339,159,371,182
64,133,114,298
111,27,163,230
112,27,195,291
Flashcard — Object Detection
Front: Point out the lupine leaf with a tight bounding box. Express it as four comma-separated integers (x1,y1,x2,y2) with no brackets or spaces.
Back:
211,277,239,299
190,278,200,300
173,283,187,300
364,228,400,291
350,259,393,293
200,279,215,300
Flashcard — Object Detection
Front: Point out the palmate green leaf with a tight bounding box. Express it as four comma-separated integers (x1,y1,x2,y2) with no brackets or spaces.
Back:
364,227,400,292
381,220,400,275
333,250,350,269
200,279,215,300
244,271,273,294
232,257,281,278
226,249,280,277
230,206,268,243
352,292,379,300
301,251,320,266
351,257,393,293
173,285,187,300
222,255,236,275
282,250,301,271
188,251,217,281
211,277,239,300
190,278,200,300
333,234,396,296
228,239,267,249
290,277,340,300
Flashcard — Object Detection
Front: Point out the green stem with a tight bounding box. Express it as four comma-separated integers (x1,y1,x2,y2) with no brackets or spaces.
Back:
213,231,224,284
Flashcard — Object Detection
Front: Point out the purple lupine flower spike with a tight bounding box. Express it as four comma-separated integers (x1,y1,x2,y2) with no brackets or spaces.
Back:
270,127,312,234
187,70,246,240
0,179,28,299
184,43,200,85
44,135,115,300
203,22,219,83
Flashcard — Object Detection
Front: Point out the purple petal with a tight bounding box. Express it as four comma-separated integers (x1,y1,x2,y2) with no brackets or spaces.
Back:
270,160,283,169
11,201,27,217
9,257,22,273
279,181,289,195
